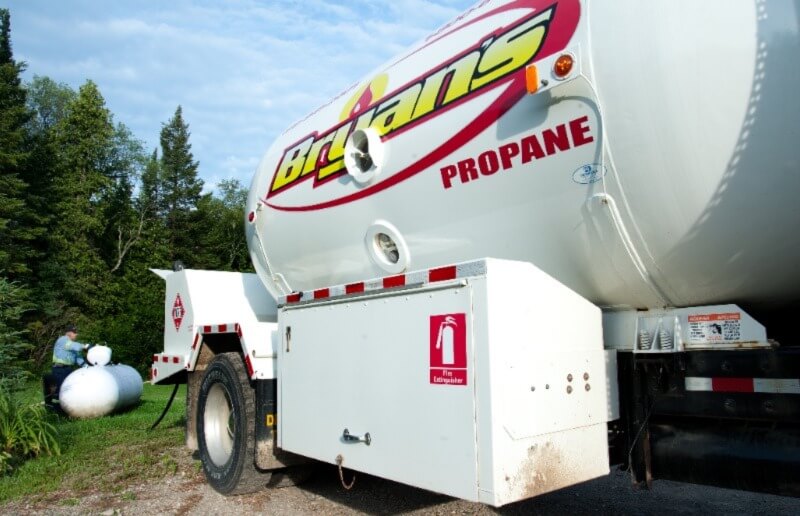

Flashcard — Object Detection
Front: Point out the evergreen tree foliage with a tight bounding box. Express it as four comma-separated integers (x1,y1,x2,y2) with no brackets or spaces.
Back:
21,76,77,278
0,276,32,387
42,81,115,314
0,10,255,375
140,149,161,219
19,78,80,365
192,179,251,271
0,9,32,278
159,106,203,263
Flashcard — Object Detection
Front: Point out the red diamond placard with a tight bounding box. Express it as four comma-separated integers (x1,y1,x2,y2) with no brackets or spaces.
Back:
172,294,185,331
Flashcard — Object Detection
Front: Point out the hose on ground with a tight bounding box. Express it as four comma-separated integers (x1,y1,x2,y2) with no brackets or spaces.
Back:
149,382,180,431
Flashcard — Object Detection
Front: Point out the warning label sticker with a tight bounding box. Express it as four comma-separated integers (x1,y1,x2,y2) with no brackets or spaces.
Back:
688,312,741,343
172,294,185,331
429,313,467,386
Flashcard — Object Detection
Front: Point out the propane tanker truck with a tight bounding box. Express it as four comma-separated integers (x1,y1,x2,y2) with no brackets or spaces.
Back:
151,0,800,505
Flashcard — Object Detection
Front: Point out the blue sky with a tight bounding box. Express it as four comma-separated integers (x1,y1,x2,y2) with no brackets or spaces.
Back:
5,0,473,192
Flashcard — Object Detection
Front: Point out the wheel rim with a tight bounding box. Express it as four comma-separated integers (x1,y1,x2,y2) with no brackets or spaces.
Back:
204,383,236,467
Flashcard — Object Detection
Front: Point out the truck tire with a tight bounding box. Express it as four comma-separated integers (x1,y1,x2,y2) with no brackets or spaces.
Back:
196,352,265,495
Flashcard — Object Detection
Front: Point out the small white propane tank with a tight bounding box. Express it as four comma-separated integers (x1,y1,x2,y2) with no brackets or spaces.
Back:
59,364,143,419
86,344,112,366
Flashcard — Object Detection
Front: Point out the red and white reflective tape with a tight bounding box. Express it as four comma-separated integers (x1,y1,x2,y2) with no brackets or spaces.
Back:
153,322,252,381
685,377,800,394
279,260,487,305
151,353,186,381
152,354,184,365
200,323,241,335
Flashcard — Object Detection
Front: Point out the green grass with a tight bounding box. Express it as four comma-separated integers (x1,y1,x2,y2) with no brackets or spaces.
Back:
0,381,187,504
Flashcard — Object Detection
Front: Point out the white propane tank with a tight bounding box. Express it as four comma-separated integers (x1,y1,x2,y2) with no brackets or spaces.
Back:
59,365,143,419
246,0,800,310
86,345,112,366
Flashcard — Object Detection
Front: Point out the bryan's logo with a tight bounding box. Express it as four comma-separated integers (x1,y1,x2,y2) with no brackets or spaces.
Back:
265,0,581,211
340,74,389,122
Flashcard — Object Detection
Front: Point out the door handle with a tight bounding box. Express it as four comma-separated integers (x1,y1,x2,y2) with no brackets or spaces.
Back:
342,428,371,446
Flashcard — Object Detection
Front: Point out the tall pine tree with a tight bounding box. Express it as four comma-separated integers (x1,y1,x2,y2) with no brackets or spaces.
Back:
21,77,76,284
140,149,161,220
136,148,169,264
192,179,251,271
159,106,202,264
43,80,115,314
0,9,33,278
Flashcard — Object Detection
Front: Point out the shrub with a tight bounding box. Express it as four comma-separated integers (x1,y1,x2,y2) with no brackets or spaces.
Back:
0,384,60,474
0,276,33,387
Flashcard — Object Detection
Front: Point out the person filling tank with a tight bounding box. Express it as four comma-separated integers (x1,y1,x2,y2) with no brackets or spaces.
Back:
43,324,90,412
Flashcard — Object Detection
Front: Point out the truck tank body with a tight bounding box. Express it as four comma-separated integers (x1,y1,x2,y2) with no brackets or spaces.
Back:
246,0,800,310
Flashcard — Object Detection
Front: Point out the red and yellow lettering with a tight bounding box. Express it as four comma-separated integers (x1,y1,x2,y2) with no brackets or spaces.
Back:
371,83,422,136
471,8,553,90
268,6,566,198
271,137,314,192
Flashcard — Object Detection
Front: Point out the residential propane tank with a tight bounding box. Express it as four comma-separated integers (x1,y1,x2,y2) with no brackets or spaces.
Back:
59,364,143,419
87,344,112,366
246,0,800,310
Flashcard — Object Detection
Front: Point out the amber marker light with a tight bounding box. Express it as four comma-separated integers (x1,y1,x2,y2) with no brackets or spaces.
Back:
553,53,575,79
525,64,540,93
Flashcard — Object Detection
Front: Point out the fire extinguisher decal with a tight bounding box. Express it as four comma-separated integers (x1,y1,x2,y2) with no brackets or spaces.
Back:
436,316,457,365
430,313,467,386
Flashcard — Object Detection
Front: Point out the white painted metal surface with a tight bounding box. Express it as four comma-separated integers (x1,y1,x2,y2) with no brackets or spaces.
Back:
152,269,280,383
278,258,614,506
59,365,143,419
246,0,800,311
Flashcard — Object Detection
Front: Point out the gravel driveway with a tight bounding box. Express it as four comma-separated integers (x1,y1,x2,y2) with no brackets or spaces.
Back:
7,447,800,515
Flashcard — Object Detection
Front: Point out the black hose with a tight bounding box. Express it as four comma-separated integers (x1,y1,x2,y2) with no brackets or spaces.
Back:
149,383,180,431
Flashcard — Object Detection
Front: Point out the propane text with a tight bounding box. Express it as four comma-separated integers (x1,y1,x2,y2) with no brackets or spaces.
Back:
439,115,595,189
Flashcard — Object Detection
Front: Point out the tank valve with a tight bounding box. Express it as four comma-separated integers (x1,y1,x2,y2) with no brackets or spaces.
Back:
345,128,385,184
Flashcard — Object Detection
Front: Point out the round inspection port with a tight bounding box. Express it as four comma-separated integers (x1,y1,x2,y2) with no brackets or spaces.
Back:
365,220,409,274
376,233,399,264
345,128,385,185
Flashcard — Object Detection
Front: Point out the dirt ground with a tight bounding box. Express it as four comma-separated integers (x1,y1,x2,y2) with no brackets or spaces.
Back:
6,447,800,515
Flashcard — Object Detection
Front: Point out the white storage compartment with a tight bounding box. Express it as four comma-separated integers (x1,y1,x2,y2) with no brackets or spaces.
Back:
278,258,616,506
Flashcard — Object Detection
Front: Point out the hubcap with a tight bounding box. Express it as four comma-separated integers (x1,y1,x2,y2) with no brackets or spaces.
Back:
204,383,236,466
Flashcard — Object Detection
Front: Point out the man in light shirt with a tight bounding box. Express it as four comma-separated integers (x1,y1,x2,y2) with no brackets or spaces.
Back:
44,325,89,411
